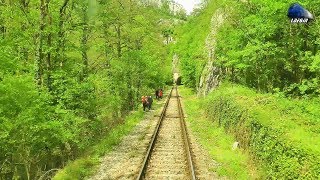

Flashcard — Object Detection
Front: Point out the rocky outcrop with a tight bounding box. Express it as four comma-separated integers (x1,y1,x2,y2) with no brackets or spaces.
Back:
172,53,180,84
197,9,226,97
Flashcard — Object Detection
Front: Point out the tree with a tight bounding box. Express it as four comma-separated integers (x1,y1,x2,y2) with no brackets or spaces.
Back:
0,0,173,178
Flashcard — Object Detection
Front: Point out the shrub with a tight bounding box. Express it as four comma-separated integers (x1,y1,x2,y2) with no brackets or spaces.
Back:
205,83,320,178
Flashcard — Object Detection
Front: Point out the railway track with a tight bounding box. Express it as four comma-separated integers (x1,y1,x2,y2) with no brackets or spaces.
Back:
137,86,196,180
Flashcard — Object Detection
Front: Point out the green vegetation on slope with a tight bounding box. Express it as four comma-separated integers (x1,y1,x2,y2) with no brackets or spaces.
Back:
173,0,320,179
0,0,176,179
204,82,320,178
173,0,223,88
179,86,261,179
175,0,320,96
214,0,320,96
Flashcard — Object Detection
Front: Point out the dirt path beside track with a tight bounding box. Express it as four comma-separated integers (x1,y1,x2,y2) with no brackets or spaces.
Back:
88,102,164,180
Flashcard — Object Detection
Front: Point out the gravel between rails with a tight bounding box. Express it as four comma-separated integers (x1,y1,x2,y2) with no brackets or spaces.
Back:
144,90,189,179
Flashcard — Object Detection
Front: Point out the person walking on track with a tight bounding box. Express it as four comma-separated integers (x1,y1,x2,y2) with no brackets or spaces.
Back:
155,89,159,100
147,96,153,110
159,89,163,99
141,96,149,111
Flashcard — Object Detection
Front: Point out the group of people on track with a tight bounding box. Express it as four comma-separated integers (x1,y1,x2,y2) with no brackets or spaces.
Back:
141,89,163,111
155,89,163,100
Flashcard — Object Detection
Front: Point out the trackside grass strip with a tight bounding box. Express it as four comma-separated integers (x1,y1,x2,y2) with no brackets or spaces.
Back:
179,86,261,179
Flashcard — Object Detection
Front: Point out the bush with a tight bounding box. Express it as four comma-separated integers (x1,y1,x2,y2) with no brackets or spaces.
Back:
205,83,320,178
0,75,102,179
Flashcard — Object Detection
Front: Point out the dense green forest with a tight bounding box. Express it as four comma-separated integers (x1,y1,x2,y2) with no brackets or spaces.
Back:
2,0,320,179
173,0,320,179
0,0,180,179
175,0,320,96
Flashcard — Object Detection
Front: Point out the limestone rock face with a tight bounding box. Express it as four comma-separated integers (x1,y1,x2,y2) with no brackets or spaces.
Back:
172,54,180,84
197,9,226,97
173,72,179,84
198,63,220,96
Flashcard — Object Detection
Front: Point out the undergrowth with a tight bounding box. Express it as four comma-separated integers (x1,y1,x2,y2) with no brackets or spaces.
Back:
53,111,145,180
204,82,320,179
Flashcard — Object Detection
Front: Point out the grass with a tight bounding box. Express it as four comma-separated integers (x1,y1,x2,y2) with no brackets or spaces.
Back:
53,157,98,180
179,86,262,179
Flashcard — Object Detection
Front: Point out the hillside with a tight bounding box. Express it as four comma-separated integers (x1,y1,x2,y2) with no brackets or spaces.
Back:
0,0,177,179
173,0,320,178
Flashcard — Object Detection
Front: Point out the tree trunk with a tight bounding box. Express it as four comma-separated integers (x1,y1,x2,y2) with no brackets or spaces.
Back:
116,23,121,58
57,0,70,68
36,0,46,86
19,0,30,62
81,6,89,81
46,1,52,90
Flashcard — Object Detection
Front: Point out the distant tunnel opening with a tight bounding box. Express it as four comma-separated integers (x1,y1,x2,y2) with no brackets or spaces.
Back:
173,72,182,85
176,76,182,85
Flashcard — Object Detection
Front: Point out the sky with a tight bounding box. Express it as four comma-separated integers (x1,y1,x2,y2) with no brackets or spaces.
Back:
174,0,201,14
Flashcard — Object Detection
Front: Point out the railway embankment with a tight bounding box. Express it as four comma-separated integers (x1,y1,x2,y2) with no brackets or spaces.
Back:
180,83,320,179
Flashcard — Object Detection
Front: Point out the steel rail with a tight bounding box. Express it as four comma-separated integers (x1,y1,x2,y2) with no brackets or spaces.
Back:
136,87,173,180
175,86,196,180
136,86,196,180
